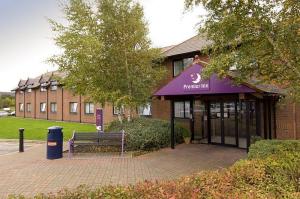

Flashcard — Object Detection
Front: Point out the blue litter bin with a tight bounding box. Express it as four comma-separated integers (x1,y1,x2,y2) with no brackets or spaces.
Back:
47,126,63,159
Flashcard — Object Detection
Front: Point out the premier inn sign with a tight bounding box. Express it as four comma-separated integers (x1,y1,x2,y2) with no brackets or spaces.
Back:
154,64,255,96
183,72,210,92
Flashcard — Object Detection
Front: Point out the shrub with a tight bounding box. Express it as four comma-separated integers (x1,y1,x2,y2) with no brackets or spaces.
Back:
248,140,300,159
248,140,300,193
107,117,185,151
181,127,190,138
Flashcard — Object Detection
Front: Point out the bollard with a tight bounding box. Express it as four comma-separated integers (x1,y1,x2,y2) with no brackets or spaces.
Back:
19,128,24,152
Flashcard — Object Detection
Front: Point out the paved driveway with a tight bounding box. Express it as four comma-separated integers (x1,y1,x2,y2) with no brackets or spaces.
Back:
0,141,35,155
0,142,246,198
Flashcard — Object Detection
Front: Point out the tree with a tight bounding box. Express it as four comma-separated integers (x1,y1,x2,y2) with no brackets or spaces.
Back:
185,0,300,100
49,0,165,121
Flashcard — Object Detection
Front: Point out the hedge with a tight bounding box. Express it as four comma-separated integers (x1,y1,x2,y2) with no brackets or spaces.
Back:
107,117,186,151
10,140,300,199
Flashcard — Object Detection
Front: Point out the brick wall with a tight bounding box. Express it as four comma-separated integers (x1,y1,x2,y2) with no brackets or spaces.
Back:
15,90,24,118
276,102,300,139
24,90,35,118
35,88,47,119
48,87,63,121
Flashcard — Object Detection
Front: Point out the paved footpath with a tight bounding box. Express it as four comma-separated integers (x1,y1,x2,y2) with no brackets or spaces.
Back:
0,142,246,198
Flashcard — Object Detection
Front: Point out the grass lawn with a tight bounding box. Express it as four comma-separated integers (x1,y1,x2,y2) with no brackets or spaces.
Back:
0,117,97,141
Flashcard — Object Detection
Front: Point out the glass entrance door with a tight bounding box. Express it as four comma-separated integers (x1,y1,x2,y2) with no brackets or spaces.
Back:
209,101,238,146
210,102,222,144
223,102,237,145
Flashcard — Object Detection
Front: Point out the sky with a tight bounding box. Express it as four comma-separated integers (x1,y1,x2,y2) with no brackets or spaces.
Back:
0,0,204,92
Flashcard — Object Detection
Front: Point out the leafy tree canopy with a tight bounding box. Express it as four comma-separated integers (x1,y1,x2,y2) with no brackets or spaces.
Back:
185,0,300,100
49,0,165,119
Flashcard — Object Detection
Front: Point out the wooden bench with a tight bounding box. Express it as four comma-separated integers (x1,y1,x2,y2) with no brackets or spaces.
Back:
68,130,125,156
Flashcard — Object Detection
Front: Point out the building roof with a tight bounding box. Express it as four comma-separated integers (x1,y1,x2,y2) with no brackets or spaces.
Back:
13,70,66,91
154,62,284,97
163,35,212,57
154,63,256,96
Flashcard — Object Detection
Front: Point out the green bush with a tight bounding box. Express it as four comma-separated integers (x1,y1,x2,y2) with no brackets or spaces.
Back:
107,117,185,151
181,127,190,138
248,140,300,159
248,140,300,193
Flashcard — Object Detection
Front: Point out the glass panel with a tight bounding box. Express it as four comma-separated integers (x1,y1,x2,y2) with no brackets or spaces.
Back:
249,101,257,141
238,102,247,148
223,102,237,145
210,102,221,144
193,100,207,142
20,103,24,111
40,103,46,112
174,102,184,118
51,103,57,112
173,60,183,76
85,103,90,114
183,58,194,69
184,101,190,118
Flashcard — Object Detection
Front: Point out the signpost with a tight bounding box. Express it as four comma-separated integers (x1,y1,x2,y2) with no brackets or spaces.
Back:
96,108,103,132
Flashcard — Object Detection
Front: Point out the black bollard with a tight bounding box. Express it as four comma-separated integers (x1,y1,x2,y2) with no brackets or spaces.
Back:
19,128,24,152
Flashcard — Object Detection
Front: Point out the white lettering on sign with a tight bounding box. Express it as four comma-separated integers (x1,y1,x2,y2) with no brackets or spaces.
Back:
183,83,209,90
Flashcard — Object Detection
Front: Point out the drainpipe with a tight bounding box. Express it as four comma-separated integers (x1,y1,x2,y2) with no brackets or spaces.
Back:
14,91,17,117
170,99,175,149
23,90,25,118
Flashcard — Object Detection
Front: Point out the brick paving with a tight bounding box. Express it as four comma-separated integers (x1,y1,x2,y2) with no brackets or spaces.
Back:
0,142,246,198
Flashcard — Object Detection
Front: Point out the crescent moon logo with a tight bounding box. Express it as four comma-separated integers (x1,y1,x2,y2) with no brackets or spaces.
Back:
191,73,201,84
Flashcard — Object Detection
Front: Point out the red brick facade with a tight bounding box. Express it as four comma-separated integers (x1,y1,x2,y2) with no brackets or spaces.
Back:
15,86,119,124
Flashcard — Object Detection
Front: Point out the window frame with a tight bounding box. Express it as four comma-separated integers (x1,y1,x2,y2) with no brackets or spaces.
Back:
172,57,194,77
138,103,152,116
174,101,191,119
69,102,78,114
19,103,24,112
40,87,47,92
40,102,46,113
26,103,31,112
50,85,58,91
50,102,57,113
113,105,124,115
84,102,94,115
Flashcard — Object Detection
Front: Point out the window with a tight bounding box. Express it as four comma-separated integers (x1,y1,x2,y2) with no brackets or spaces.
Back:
173,58,194,76
174,101,191,118
40,87,47,92
50,81,58,91
85,103,94,114
138,103,152,116
113,106,124,115
50,85,57,91
27,88,32,93
26,103,31,112
40,102,46,112
19,103,24,112
70,102,78,113
50,103,57,113
20,90,24,94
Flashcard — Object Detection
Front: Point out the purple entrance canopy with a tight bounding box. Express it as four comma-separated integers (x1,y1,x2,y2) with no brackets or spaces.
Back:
154,64,255,96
